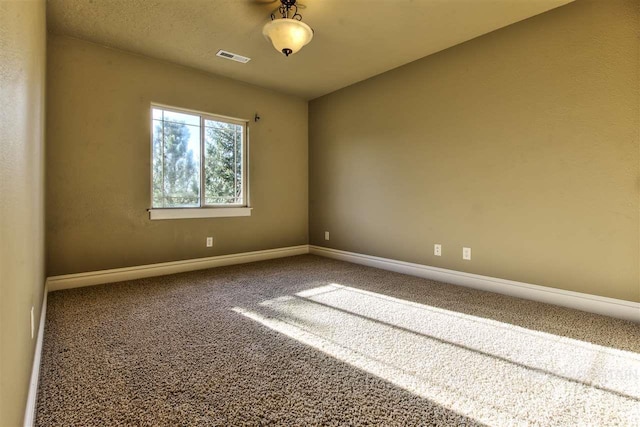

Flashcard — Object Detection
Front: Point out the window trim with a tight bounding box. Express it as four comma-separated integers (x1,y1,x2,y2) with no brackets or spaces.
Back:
148,207,252,220
148,103,251,220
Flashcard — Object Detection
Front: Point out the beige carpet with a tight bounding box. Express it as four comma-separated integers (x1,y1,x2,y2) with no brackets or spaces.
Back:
36,255,640,426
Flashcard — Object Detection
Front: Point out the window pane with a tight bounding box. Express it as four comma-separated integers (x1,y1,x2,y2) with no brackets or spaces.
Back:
152,120,164,207
151,110,201,208
152,108,163,120
163,109,200,126
204,120,243,205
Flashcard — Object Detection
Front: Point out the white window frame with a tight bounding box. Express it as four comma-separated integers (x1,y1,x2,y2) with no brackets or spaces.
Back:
148,103,252,220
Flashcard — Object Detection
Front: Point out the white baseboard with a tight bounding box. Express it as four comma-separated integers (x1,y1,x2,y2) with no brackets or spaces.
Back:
23,283,48,427
309,245,640,323
46,245,310,292
45,243,640,322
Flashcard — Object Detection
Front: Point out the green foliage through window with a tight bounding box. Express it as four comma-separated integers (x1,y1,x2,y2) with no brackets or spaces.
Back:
152,107,245,208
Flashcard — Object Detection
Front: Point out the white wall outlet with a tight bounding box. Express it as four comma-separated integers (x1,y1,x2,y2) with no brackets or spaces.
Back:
324,231,330,241
463,247,472,260
30,306,35,339
206,237,214,247
434,244,442,256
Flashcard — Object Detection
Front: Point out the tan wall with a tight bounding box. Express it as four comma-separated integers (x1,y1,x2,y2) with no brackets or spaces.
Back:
0,0,47,424
46,35,308,276
309,0,640,302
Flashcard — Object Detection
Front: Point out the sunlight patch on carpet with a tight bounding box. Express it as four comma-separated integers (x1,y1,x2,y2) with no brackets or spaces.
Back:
233,284,640,426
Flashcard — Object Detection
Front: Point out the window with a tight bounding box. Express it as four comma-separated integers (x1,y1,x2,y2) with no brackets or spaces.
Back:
149,105,250,220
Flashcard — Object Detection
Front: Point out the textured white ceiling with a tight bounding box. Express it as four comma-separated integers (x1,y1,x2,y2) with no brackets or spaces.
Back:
47,0,574,100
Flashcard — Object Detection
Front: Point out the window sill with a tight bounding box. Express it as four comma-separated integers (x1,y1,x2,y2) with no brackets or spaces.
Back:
148,207,252,220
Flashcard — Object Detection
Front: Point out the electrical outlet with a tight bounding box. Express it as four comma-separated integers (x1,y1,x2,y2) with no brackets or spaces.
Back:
206,237,214,247
463,247,472,260
30,306,34,339
324,231,330,241
434,244,442,256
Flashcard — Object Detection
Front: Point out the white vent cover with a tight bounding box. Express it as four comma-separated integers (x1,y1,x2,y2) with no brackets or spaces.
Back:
216,50,251,63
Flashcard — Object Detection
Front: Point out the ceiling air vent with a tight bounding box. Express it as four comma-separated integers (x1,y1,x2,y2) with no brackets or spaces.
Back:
216,50,251,64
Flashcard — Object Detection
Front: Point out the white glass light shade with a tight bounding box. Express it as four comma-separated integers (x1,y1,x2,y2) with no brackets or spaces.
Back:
262,18,313,56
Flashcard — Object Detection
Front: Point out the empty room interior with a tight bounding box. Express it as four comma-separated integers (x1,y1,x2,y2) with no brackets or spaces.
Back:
2,0,640,425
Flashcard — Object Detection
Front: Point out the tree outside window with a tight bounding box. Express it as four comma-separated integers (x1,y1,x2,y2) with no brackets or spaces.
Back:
151,106,246,209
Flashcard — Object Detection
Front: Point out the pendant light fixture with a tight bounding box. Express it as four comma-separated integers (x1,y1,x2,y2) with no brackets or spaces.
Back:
262,0,313,57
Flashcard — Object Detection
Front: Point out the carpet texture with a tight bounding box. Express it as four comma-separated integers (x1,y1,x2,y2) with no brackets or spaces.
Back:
36,255,640,426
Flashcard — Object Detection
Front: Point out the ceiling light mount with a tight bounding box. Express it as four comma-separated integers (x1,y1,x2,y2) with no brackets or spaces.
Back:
263,0,313,57
272,0,302,21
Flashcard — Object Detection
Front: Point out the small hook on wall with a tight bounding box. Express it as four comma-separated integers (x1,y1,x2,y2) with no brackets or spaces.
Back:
254,113,261,122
